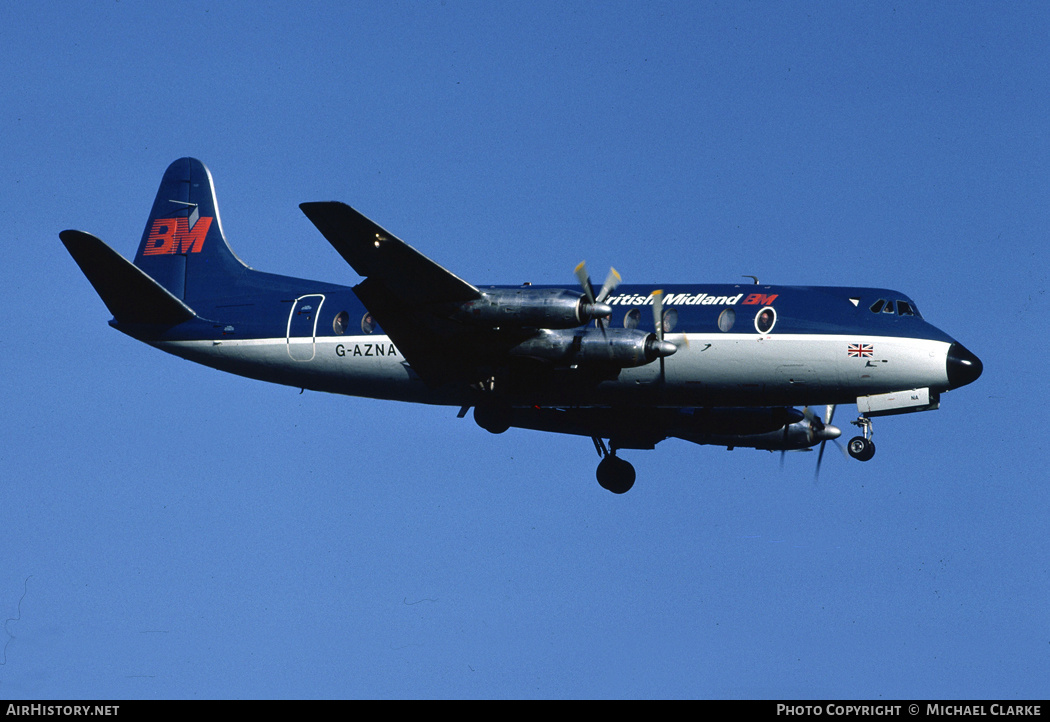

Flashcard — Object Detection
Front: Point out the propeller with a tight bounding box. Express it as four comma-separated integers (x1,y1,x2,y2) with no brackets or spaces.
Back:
575,262,621,305
650,290,679,381
651,290,679,354
780,405,843,475
575,264,675,369
810,405,842,480
575,262,620,331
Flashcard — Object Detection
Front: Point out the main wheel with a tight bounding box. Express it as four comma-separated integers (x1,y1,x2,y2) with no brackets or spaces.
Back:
474,404,511,434
847,436,875,462
596,455,636,494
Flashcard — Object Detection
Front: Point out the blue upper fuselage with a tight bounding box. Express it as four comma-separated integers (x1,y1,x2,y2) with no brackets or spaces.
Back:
118,274,959,348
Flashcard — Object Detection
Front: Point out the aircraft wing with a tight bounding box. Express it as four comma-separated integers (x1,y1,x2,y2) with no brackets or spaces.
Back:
300,202,500,386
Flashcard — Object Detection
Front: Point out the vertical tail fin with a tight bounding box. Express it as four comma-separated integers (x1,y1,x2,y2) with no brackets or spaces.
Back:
134,158,250,302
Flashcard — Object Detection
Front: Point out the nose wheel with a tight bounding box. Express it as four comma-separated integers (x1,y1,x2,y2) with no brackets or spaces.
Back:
848,416,876,461
592,437,636,494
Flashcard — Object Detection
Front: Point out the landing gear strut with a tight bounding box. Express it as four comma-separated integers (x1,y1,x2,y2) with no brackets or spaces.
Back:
848,416,876,462
592,437,635,494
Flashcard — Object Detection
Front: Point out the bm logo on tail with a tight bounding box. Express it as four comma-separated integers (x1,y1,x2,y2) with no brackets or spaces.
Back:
142,216,213,255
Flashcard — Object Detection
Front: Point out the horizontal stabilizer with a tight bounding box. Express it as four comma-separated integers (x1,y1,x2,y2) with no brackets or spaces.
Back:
60,230,196,325
299,201,480,305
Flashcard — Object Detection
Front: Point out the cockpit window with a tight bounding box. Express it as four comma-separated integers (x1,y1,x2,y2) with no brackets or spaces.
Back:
754,306,777,334
870,298,922,318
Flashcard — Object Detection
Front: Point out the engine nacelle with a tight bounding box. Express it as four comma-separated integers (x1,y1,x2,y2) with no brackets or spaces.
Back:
671,409,840,451
452,288,611,329
508,328,676,368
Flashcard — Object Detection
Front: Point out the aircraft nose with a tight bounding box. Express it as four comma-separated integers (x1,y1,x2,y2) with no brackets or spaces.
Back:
946,342,983,389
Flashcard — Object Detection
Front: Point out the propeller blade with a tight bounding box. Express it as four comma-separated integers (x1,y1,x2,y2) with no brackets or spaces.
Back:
652,289,666,381
832,438,848,459
780,421,789,469
576,262,614,335
596,268,621,303
824,404,836,427
574,261,596,304
815,440,827,481
814,406,839,481
652,289,665,341
649,289,679,382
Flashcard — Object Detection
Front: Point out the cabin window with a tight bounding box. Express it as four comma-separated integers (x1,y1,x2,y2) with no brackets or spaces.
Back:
754,306,777,334
333,311,349,335
718,307,736,332
361,313,376,334
869,300,886,314
623,309,640,329
661,308,678,334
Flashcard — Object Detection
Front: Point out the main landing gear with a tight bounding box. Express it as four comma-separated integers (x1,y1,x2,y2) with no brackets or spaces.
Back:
847,416,876,462
592,437,635,494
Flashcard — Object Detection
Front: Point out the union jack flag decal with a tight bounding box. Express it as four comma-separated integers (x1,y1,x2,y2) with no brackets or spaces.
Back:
848,343,874,358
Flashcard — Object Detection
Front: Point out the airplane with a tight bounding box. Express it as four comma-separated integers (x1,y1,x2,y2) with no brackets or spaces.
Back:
60,158,983,493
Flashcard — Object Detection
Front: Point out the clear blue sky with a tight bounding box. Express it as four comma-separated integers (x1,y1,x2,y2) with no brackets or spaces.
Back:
2,1,1047,699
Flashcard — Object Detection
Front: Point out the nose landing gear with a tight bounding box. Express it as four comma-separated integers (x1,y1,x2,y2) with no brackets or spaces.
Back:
848,416,876,461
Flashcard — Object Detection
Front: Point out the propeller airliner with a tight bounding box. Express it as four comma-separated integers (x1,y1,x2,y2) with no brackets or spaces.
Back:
61,158,983,493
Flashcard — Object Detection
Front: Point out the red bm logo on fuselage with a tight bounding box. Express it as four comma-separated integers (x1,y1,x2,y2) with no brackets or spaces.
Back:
143,216,213,255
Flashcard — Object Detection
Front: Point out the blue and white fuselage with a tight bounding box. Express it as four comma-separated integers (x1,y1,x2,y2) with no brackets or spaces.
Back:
144,282,966,409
